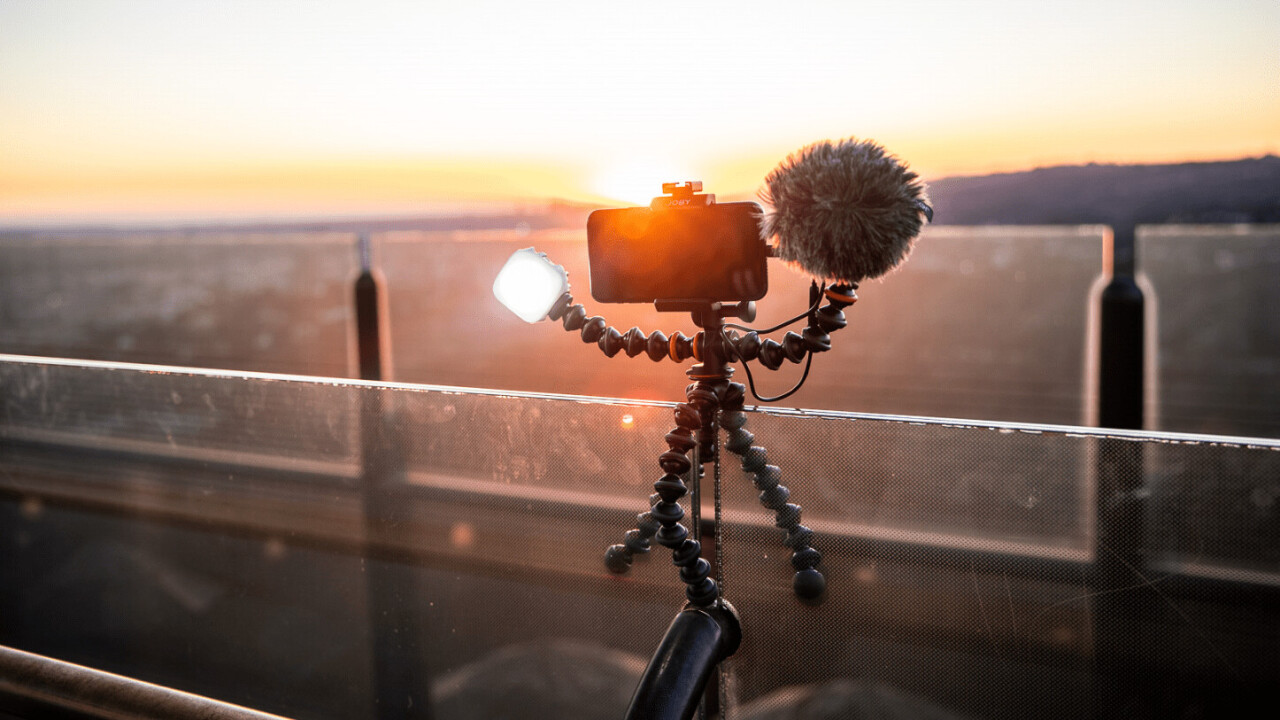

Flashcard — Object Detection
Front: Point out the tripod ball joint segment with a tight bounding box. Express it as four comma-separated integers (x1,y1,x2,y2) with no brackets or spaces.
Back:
548,292,701,363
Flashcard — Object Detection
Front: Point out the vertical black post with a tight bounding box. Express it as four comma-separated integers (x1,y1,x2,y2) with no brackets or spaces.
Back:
355,234,433,719
1094,222,1153,719
355,233,387,384
1099,222,1145,430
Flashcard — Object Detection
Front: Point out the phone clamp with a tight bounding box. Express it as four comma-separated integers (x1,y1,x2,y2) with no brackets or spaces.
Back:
653,181,716,208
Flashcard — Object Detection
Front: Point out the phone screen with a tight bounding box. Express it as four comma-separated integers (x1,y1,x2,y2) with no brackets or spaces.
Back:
586,201,768,304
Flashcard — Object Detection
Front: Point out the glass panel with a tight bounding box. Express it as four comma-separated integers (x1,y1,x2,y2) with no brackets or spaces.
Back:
2,225,1103,427
376,226,1105,425
1139,224,1280,438
0,231,359,377
3,356,1275,718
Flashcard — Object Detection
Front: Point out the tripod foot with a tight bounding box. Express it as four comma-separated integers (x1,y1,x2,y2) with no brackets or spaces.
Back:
603,512,661,574
793,567,827,602
605,544,633,574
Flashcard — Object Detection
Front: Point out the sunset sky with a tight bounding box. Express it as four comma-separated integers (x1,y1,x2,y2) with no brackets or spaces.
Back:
1,0,1277,223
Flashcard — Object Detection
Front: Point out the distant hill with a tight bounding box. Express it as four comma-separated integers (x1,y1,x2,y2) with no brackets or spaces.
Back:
7,157,1278,234
926,156,1280,226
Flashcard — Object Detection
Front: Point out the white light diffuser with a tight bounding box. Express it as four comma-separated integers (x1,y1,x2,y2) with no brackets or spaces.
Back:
493,248,571,323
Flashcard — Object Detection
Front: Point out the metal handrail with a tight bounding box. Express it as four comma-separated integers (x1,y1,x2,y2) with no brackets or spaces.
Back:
0,644,292,720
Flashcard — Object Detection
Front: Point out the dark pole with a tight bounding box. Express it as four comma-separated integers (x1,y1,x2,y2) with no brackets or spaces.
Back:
355,234,433,719
624,604,741,720
1094,222,1153,719
355,233,388,383
1099,222,1145,430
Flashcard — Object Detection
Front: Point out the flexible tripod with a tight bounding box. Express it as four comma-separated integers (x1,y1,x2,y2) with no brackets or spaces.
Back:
544,282,858,605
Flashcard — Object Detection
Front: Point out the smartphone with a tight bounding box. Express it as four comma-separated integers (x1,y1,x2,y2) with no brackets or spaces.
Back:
586,201,769,304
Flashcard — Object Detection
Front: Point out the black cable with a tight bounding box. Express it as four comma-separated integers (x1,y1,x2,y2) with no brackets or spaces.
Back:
724,327,815,403
723,291,823,335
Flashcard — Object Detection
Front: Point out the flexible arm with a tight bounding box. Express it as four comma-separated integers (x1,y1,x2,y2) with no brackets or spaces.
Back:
722,282,856,370
546,292,701,362
545,282,857,373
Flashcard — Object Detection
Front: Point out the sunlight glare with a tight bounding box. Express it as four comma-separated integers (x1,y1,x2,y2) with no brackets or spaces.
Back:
593,157,698,207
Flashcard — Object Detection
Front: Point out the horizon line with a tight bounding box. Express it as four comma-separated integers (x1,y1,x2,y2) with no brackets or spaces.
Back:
3,153,1276,231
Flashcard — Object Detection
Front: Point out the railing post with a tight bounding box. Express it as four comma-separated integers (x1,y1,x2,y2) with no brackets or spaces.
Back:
1099,223,1144,430
355,233,390,384
1094,222,1153,719
356,234,433,719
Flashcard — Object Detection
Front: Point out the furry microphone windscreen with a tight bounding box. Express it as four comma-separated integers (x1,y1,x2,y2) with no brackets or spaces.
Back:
761,138,932,284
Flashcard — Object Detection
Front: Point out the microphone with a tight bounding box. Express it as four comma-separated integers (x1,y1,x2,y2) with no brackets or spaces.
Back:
761,138,933,284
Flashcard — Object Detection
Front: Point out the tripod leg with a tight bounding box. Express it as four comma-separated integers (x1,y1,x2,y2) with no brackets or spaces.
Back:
605,388,718,607
603,405,698,574
604,502,662,573
719,382,826,602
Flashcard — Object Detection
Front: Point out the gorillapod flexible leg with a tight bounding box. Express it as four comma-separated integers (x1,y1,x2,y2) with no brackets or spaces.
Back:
605,380,721,607
602,291,846,605
719,381,826,601
605,378,825,603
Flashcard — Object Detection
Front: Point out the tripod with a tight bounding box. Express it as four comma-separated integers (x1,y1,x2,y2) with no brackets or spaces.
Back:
545,282,858,605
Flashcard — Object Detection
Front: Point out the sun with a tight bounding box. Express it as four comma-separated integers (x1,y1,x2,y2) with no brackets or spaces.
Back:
592,157,699,207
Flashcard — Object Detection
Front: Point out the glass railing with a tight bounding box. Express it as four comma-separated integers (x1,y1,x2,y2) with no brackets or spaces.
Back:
0,230,359,376
3,355,1275,718
9,223,1280,440
1139,224,1280,438
3,225,1106,427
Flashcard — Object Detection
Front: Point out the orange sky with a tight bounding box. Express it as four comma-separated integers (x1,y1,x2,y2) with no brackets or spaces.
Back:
2,1,1277,223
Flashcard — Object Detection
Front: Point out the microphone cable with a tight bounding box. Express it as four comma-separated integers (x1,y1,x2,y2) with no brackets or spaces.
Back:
722,293,822,335
723,280,824,403
722,325,815,403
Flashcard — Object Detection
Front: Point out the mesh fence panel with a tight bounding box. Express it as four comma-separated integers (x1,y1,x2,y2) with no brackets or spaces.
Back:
716,409,1094,719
